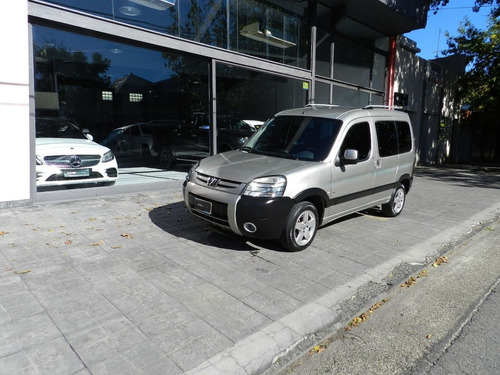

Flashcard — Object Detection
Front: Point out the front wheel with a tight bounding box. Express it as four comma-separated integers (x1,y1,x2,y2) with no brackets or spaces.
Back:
159,146,176,169
382,183,406,217
280,202,319,252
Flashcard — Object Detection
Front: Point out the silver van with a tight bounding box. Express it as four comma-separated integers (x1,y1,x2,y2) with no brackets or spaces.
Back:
183,105,415,251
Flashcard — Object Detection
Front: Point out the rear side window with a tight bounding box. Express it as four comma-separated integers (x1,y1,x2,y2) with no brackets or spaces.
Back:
375,121,398,157
396,121,412,153
375,120,412,157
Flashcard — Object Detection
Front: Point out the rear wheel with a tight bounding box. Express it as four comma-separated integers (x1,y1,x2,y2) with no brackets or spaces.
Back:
280,202,318,252
382,183,406,217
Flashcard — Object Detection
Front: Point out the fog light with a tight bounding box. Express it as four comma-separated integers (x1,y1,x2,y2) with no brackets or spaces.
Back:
243,222,257,233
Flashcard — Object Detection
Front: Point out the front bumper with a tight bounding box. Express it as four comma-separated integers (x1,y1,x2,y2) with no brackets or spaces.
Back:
36,165,118,187
184,181,294,240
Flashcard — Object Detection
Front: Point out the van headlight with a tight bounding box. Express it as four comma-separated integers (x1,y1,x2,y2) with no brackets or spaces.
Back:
242,176,286,198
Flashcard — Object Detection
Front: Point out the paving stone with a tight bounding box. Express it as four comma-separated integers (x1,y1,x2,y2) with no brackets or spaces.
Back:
24,337,85,375
0,169,499,374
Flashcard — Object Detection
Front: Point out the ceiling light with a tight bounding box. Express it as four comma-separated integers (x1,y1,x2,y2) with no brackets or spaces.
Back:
119,5,141,16
240,22,296,49
129,0,175,11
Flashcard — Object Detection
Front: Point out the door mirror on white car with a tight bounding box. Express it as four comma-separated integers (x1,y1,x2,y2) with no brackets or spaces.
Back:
343,149,358,164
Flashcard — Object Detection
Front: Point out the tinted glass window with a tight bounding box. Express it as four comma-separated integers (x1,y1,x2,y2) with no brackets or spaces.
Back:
375,121,398,157
340,122,371,160
396,121,412,153
33,25,210,172
41,0,309,69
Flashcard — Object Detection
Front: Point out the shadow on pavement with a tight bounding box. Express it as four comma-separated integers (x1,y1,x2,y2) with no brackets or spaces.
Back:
148,202,287,252
414,165,500,189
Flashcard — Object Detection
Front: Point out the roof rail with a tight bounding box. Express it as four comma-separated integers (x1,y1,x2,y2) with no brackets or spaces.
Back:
362,105,404,110
305,103,341,107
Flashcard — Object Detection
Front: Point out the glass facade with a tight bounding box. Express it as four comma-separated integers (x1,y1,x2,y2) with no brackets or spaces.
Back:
30,0,392,191
33,25,211,170
216,64,307,121
41,0,309,69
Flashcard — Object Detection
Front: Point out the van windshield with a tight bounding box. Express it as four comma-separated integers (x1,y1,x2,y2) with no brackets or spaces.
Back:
242,116,342,161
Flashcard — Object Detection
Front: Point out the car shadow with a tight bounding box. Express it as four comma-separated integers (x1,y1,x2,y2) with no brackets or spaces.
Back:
148,202,385,253
414,165,500,189
148,202,287,252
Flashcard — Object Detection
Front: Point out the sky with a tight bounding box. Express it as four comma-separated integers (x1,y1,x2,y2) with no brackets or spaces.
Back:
404,0,493,60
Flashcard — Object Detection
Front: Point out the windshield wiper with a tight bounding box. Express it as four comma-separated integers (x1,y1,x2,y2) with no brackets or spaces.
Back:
258,149,298,160
241,146,256,153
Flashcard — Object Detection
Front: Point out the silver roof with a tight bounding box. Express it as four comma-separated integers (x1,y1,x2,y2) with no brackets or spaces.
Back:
275,105,410,122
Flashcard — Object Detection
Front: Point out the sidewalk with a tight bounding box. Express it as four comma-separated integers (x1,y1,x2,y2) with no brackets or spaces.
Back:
0,167,499,374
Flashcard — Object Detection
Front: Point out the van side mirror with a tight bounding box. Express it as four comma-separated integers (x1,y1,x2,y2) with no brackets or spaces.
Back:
343,149,358,164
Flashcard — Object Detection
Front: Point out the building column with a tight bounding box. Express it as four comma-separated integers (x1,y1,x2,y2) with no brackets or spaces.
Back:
0,0,32,207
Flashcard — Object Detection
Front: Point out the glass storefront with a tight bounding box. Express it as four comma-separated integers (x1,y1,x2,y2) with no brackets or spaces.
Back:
216,64,307,121
34,25,210,172
30,0,392,192
40,0,309,69
33,23,307,190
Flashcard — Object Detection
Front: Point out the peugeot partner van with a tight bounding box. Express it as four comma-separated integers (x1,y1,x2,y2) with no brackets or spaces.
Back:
183,105,415,251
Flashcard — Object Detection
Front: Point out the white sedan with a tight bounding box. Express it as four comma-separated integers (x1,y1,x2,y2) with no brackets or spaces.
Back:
36,118,118,188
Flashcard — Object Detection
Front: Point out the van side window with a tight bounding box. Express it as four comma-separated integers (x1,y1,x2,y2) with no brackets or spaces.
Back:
340,122,371,160
396,121,412,153
375,121,398,157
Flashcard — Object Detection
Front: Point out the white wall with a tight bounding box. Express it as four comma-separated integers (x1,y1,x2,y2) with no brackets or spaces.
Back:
0,0,32,207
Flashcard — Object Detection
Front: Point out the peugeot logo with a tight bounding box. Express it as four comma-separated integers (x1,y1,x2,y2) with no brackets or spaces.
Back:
69,155,82,168
207,176,221,187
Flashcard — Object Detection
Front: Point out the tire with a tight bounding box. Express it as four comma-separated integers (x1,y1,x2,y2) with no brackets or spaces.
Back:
280,202,319,252
159,146,176,169
382,183,406,217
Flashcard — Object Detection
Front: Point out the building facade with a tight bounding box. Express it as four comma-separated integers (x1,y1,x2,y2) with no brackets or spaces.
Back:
394,36,464,166
2,0,431,208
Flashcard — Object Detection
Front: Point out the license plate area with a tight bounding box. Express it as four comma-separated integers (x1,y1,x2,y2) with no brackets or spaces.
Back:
63,169,90,178
192,196,212,215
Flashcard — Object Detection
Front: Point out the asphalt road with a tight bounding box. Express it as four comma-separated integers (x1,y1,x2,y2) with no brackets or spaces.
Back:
274,217,500,375
427,284,500,375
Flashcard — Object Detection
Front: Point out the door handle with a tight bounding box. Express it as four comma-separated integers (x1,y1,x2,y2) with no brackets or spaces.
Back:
374,159,381,169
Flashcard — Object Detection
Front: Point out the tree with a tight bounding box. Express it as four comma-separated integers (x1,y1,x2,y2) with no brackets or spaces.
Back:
429,0,500,161
429,0,500,16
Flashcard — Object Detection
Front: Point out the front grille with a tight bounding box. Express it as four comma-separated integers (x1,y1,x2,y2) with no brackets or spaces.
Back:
44,154,101,168
46,171,104,181
195,172,241,190
188,193,229,227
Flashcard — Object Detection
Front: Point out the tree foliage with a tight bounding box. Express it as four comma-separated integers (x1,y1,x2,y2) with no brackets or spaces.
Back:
429,0,500,15
429,0,500,161
445,14,500,112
